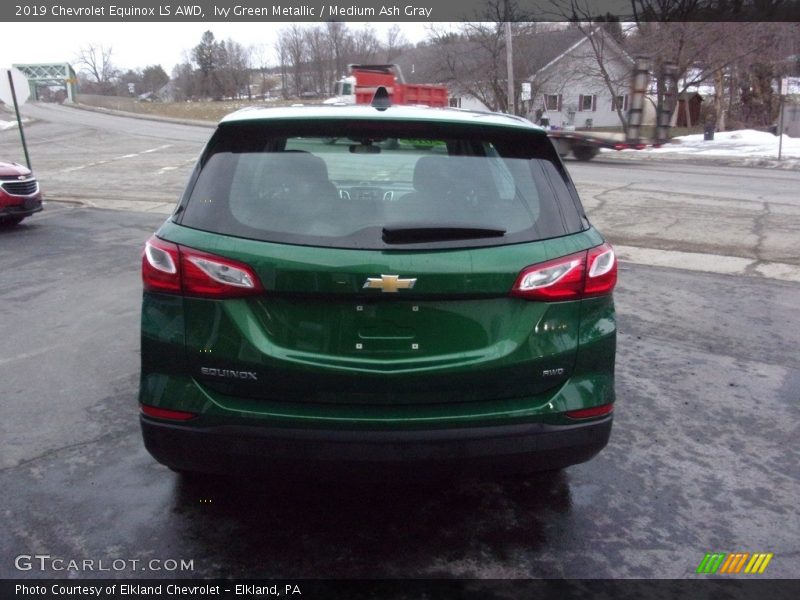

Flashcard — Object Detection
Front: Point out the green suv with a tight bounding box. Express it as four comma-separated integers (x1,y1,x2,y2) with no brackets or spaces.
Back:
139,104,617,477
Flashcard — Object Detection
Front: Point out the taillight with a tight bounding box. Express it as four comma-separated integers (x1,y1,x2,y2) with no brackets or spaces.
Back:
584,244,617,297
142,237,181,293
142,234,264,298
180,247,263,298
510,243,616,301
141,404,197,421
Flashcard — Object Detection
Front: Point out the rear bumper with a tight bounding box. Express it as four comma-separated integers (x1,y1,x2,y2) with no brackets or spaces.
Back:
141,414,612,478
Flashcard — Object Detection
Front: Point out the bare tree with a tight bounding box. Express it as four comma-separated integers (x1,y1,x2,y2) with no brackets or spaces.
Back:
427,1,537,113
171,62,197,101
625,21,791,130
278,25,308,96
306,27,332,95
348,25,382,64
325,21,349,80
251,44,272,99
385,25,409,63
726,23,800,128
273,38,289,99
76,44,117,94
218,38,252,99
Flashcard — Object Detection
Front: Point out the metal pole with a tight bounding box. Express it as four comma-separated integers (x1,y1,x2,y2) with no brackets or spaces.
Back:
778,94,785,161
506,21,514,115
7,71,32,170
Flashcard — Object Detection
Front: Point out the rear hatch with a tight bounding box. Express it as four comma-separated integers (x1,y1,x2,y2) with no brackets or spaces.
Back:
161,114,597,406
154,224,603,405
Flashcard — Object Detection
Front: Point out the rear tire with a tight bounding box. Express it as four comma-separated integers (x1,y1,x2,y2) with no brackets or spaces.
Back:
572,145,599,161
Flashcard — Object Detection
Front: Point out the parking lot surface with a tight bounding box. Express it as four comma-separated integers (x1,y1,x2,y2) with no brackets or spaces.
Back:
1,205,797,579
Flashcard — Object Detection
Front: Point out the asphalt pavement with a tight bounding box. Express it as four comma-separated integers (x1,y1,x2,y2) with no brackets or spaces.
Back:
0,103,798,582
0,205,797,579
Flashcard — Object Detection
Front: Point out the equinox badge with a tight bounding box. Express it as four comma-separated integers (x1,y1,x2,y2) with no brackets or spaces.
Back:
201,367,258,380
363,274,417,293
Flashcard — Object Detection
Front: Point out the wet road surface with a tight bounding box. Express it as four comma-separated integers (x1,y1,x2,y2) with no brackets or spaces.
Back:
1,206,798,579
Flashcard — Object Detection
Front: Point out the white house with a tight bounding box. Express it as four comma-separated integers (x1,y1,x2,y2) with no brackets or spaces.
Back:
527,28,634,129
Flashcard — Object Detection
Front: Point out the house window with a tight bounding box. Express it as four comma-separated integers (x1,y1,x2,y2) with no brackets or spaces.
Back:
449,97,462,108
612,95,628,111
579,94,596,111
544,94,560,111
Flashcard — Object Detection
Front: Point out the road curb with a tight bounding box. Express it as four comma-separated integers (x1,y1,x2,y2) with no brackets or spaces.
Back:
39,200,800,285
616,244,800,284
598,148,800,171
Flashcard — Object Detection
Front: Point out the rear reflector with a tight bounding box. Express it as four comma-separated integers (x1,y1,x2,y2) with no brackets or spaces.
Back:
566,403,614,420
510,242,617,301
140,405,197,421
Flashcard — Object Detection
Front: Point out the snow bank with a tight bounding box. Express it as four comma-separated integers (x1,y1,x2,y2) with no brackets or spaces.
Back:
651,129,800,159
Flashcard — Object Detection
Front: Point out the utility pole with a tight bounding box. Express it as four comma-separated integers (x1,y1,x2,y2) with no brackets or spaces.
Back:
506,21,514,115
778,93,785,160
4,70,32,170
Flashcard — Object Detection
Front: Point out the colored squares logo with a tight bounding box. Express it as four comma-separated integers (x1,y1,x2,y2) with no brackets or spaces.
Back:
696,552,773,574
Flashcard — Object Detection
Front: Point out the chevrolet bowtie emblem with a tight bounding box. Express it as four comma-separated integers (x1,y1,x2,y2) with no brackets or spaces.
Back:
363,274,417,293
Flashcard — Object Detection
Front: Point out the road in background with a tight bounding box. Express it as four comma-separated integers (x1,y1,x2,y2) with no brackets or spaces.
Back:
5,103,800,281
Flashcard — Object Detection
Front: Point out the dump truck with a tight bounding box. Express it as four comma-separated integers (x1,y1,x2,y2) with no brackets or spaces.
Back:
325,64,449,107
325,62,665,161
546,130,650,161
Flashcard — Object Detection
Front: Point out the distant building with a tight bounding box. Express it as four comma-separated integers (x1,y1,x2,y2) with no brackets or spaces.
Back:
525,28,634,129
675,92,704,128
393,27,636,128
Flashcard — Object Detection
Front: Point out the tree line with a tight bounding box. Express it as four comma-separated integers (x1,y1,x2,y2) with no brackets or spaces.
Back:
74,11,799,131
75,23,410,102
423,0,799,130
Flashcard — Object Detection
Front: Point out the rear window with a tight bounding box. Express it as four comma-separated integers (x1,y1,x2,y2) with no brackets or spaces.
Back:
177,119,587,249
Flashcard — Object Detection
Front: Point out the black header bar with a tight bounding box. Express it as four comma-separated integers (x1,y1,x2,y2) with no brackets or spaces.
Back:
3,0,800,22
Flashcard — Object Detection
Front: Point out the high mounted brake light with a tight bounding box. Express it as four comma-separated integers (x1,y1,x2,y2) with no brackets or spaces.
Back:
510,243,617,301
142,235,264,298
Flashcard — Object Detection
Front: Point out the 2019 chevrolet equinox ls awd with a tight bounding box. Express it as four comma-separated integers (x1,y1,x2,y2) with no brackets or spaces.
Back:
139,103,617,477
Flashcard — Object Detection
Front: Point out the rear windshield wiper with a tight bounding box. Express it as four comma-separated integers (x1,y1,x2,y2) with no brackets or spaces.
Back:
382,225,506,244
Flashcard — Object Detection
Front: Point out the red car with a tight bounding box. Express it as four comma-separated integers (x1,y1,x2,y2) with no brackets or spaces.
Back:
0,160,43,226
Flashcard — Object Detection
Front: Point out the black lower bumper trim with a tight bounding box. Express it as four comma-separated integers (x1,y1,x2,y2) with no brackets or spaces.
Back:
0,202,42,218
141,415,612,478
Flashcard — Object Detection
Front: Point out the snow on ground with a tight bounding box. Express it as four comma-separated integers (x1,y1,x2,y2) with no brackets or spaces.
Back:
654,129,800,158
601,128,800,168
1,119,20,131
